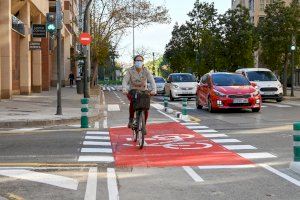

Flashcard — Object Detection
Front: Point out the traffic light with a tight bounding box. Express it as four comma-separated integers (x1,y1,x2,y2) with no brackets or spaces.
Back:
46,13,56,33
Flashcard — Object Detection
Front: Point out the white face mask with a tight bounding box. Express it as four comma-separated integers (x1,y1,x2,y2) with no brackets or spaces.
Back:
135,61,143,68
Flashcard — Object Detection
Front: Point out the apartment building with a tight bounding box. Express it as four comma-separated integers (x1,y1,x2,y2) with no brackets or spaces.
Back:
232,0,292,25
0,0,79,100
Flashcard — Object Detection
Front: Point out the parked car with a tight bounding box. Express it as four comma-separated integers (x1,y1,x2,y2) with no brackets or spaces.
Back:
196,72,261,112
154,76,166,95
236,68,283,102
165,73,197,101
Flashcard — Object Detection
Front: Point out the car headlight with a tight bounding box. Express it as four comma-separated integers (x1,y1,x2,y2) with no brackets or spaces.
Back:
213,89,226,97
251,90,260,97
172,84,179,89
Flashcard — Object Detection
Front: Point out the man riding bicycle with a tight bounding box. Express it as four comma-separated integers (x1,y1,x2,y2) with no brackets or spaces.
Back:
122,55,157,129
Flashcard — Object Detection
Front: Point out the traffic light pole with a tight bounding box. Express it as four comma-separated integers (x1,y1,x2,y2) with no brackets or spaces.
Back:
55,0,62,115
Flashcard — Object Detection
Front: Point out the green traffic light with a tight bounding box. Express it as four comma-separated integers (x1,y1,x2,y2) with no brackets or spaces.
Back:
47,24,56,32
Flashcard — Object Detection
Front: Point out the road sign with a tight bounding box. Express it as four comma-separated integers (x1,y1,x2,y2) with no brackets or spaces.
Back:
32,24,46,38
79,33,92,46
29,41,41,50
110,122,253,167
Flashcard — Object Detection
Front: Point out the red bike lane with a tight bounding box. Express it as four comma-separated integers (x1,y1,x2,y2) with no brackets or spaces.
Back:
109,122,253,167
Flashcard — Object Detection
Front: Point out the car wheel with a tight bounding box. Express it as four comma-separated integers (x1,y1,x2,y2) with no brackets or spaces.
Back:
207,97,215,113
170,91,175,101
252,108,260,112
276,98,282,102
196,96,203,109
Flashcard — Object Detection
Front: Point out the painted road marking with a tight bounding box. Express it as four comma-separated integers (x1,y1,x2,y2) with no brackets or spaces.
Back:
85,136,110,140
86,131,109,135
0,170,78,190
238,152,277,159
11,128,42,132
107,168,119,200
223,145,257,150
107,87,111,91
211,139,241,143
103,117,108,129
181,123,199,126
83,141,111,146
183,166,204,182
94,122,100,129
78,156,114,162
186,126,209,129
81,148,112,153
157,110,180,122
84,167,97,200
201,134,228,138
108,104,120,111
194,129,218,133
111,87,116,91
264,103,291,108
151,103,165,110
260,164,300,187
198,165,256,169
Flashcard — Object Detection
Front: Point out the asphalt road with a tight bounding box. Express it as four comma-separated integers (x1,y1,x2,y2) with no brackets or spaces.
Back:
0,86,300,199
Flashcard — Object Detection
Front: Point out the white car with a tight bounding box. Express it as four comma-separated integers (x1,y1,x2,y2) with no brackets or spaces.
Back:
164,73,197,101
236,68,283,102
154,76,166,95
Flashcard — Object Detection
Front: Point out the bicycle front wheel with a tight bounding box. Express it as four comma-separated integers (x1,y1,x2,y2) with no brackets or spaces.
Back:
137,111,145,149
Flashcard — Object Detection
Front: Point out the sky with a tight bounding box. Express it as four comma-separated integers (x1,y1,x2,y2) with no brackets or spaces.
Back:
117,0,232,65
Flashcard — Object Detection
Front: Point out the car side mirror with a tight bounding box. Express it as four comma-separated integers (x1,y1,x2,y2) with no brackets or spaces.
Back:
250,82,257,87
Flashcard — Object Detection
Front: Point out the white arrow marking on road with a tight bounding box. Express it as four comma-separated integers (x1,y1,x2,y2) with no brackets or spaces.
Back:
84,167,97,200
0,170,78,190
107,168,120,200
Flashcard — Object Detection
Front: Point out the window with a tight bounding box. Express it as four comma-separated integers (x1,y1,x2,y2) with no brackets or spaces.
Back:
212,74,251,86
172,74,196,82
246,71,278,82
154,77,165,83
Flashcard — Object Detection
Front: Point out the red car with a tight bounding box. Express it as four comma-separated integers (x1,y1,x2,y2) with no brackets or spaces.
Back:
196,72,261,112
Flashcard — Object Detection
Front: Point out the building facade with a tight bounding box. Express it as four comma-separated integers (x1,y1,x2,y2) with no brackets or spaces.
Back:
0,0,79,100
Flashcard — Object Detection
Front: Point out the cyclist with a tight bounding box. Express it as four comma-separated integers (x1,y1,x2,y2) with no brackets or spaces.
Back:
122,55,157,129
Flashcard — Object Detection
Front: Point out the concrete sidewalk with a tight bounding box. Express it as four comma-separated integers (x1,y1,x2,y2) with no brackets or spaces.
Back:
0,86,103,128
284,88,300,101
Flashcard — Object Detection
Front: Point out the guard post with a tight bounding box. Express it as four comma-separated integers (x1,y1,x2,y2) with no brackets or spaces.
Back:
81,98,89,128
290,122,300,174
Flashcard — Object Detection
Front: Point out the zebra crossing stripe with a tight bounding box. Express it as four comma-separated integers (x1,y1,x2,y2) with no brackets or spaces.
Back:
194,129,218,133
186,126,209,129
223,145,257,150
85,136,110,140
78,156,114,162
86,131,109,135
83,141,111,146
181,123,199,126
81,148,112,153
211,139,241,143
201,134,228,138
238,152,277,159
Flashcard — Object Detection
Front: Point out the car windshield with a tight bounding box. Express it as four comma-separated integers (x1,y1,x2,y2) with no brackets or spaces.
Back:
212,74,250,86
247,71,277,82
155,77,165,83
172,74,196,82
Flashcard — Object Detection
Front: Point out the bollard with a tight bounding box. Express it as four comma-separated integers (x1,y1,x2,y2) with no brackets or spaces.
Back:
81,98,89,128
182,98,187,116
164,95,169,109
290,122,300,174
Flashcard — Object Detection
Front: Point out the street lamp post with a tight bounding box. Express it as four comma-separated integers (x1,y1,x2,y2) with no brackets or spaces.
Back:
132,0,135,59
291,34,296,97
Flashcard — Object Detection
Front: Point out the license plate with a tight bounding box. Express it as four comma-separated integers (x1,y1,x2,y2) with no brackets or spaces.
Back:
182,91,192,94
263,92,275,95
233,98,249,104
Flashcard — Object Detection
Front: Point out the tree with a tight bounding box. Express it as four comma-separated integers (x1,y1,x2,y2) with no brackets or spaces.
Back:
257,0,300,95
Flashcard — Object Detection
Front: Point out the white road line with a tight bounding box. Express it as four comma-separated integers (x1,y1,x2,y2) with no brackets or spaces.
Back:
238,152,277,159
68,124,81,128
111,87,116,91
157,110,180,122
108,104,120,111
0,170,78,190
107,87,111,91
260,164,300,187
86,131,109,135
151,103,165,110
194,129,218,133
261,105,267,108
264,103,291,108
186,126,209,129
211,139,241,143
83,141,111,146
198,165,256,169
183,166,204,182
223,145,257,150
201,134,228,138
85,136,110,140
78,156,114,162
11,128,42,132
94,122,100,129
107,168,120,200
181,123,199,126
103,117,108,129
81,148,113,153
84,167,97,200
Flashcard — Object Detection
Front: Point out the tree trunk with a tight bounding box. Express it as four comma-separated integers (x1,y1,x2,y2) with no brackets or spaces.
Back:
90,61,98,88
283,54,289,96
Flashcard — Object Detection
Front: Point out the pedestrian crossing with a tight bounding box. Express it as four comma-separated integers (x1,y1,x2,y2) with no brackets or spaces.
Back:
102,85,122,91
78,131,114,163
179,122,277,160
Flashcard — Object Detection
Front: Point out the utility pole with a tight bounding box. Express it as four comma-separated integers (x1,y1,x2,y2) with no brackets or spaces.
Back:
291,34,296,97
56,0,63,115
152,52,155,75
132,0,135,59
83,0,93,98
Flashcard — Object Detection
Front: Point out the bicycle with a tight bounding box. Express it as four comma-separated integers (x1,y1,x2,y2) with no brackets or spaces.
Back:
130,90,150,149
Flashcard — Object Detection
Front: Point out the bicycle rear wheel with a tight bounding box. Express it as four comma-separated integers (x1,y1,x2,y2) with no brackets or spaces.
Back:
132,119,138,142
137,111,145,149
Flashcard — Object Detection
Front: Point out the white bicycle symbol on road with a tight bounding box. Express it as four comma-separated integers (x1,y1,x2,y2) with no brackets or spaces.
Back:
124,134,213,150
